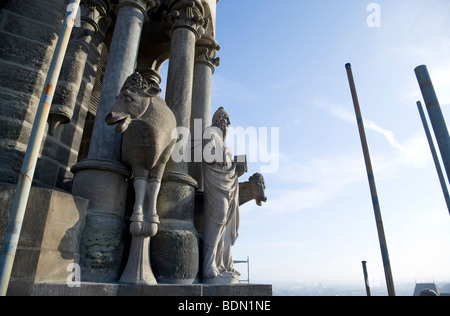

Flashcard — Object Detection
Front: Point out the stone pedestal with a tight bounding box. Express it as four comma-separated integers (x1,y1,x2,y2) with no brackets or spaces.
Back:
71,159,131,283
0,184,88,295
152,172,198,284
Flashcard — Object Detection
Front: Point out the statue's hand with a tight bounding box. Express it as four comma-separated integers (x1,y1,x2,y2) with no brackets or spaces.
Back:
236,163,246,177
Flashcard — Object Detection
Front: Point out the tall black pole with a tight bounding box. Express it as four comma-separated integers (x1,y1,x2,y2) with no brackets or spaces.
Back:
417,101,450,215
362,261,371,297
415,66,450,186
345,63,396,296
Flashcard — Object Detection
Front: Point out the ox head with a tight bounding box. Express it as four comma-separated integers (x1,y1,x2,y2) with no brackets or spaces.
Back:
249,173,267,206
105,72,161,133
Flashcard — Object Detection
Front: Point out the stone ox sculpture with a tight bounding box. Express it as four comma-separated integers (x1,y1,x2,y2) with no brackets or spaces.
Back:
105,71,176,284
239,173,267,207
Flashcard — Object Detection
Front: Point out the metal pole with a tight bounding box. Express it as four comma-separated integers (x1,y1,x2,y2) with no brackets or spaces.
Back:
415,65,450,185
345,63,396,296
233,257,250,284
362,261,371,296
417,101,450,215
0,0,81,296
247,256,250,284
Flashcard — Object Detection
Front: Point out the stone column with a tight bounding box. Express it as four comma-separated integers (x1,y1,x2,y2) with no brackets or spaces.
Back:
150,0,207,284
71,0,159,283
88,0,159,161
49,0,111,131
190,34,220,192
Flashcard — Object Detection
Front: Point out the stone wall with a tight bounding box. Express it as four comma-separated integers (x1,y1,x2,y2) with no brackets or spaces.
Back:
0,0,110,192
0,0,67,187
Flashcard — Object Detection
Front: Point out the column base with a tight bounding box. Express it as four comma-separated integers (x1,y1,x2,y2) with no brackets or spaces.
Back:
152,171,199,284
71,158,131,283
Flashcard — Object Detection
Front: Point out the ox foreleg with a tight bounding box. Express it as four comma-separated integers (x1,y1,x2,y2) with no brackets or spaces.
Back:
129,165,159,238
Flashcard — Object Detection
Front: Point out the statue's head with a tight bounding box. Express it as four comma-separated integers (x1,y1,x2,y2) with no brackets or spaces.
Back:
249,173,267,206
212,107,231,139
105,71,161,133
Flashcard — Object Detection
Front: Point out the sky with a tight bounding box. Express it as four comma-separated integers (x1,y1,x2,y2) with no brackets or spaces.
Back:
206,0,450,291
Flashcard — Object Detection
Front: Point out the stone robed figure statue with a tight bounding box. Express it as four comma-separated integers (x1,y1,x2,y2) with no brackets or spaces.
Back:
202,107,246,284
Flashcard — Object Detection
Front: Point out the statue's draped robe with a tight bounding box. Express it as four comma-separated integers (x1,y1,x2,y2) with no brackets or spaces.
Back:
202,127,240,277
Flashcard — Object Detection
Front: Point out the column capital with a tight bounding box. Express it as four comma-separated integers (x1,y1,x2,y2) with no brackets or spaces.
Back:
82,0,112,15
115,0,161,21
163,0,208,39
195,35,220,73
80,0,112,33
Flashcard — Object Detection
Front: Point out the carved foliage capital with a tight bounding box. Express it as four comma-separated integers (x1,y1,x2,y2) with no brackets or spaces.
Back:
80,0,112,32
163,0,208,35
116,0,161,20
82,0,112,15
195,35,221,69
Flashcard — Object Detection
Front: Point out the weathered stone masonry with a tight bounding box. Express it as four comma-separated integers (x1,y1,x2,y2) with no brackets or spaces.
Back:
0,0,111,192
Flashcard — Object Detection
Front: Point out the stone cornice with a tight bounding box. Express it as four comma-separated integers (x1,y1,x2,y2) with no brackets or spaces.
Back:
163,0,208,39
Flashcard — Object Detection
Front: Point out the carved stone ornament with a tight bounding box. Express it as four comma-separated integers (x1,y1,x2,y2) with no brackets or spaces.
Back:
239,173,267,207
105,71,177,284
80,0,112,33
115,0,161,21
202,107,241,284
163,0,208,37
195,35,221,72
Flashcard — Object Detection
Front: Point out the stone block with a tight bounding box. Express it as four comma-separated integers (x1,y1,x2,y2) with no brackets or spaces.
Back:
57,165,74,192
202,284,273,296
0,183,88,294
41,136,73,167
0,149,24,185
1,0,68,29
59,122,81,150
0,11,57,45
0,61,46,97
0,88,38,125
0,117,32,149
22,283,273,296
34,157,60,188
0,31,53,72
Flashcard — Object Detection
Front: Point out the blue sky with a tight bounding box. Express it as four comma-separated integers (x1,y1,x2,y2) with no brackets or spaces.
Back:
209,0,450,290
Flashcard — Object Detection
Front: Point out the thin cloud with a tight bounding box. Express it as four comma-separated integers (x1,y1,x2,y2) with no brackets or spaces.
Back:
253,152,367,215
314,98,405,150
314,97,430,167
